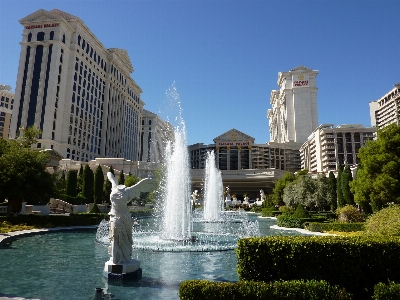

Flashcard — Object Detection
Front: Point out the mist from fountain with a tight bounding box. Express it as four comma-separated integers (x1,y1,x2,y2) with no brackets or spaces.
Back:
203,150,223,221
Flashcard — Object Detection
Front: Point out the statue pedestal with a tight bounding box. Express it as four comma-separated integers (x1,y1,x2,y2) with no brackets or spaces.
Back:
103,259,142,280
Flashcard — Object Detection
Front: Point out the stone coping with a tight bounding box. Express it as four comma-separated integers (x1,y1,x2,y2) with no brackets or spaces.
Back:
0,225,98,246
258,216,336,236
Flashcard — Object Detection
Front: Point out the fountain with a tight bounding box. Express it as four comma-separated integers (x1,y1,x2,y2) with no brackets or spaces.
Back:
160,121,192,241
203,150,223,221
96,85,260,252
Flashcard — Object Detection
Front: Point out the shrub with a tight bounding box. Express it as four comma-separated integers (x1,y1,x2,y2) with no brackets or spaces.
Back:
279,205,294,214
308,222,365,233
364,205,400,236
373,281,400,300
89,203,101,213
336,205,364,223
292,205,310,218
179,279,352,300
236,235,400,300
260,208,281,217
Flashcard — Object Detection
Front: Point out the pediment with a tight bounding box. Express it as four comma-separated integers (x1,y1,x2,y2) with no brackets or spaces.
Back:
19,9,78,24
109,48,134,73
290,65,312,72
214,128,254,143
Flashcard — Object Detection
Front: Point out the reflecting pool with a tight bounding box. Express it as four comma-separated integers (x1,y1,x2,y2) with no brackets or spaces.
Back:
0,216,308,300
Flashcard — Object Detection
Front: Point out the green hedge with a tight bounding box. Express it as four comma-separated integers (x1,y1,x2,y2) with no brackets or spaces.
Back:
0,214,107,227
307,222,365,233
373,281,400,300
261,208,281,217
58,194,87,205
277,215,326,228
179,279,352,300
236,236,400,300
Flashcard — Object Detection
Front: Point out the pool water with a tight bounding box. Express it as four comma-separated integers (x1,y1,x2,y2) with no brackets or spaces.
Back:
0,216,306,300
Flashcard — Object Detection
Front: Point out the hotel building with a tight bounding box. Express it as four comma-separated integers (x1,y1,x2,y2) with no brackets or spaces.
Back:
189,129,296,199
300,124,376,173
369,83,400,129
140,109,174,163
268,66,319,146
0,85,14,139
10,9,144,162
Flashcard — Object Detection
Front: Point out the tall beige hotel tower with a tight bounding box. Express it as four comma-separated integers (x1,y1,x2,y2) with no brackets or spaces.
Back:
268,66,319,147
10,9,144,162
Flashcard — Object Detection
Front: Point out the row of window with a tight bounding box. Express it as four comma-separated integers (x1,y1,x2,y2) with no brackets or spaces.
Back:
27,31,65,43
77,34,106,72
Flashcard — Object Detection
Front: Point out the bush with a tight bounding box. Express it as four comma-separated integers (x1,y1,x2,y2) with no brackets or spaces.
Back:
373,281,400,300
277,215,319,228
236,235,400,300
292,205,310,218
179,279,352,300
364,205,400,236
260,208,281,217
336,205,364,223
307,222,365,233
89,203,101,213
59,194,86,205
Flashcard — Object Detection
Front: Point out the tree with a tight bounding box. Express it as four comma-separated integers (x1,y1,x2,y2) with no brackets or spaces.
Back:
77,164,84,194
82,165,94,203
336,165,345,208
342,165,354,205
55,171,66,197
283,174,316,209
125,174,140,187
118,171,125,185
66,170,78,197
94,165,104,204
17,126,41,148
350,124,400,212
0,128,55,215
272,172,296,206
282,174,333,210
328,171,337,211
103,166,114,203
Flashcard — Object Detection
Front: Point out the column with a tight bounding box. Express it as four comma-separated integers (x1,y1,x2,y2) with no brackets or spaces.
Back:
237,147,241,170
227,146,230,170
20,45,37,129
34,43,49,129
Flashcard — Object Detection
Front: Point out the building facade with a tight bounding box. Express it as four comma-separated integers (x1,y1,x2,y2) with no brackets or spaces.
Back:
300,124,376,173
0,85,14,139
10,9,144,162
140,109,174,163
188,128,300,199
369,83,400,129
268,66,318,146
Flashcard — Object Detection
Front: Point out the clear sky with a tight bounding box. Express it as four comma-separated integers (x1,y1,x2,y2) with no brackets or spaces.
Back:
0,0,399,145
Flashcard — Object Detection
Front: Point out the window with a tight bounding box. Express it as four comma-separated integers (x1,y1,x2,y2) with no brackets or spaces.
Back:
37,31,45,41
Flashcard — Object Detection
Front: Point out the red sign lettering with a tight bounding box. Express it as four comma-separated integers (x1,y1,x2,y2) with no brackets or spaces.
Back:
294,80,309,87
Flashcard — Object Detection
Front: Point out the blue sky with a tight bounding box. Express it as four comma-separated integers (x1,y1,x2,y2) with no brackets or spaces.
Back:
0,0,399,145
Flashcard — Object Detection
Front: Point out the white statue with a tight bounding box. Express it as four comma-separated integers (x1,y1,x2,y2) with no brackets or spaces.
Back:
107,172,156,264
225,186,231,201
260,189,265,200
